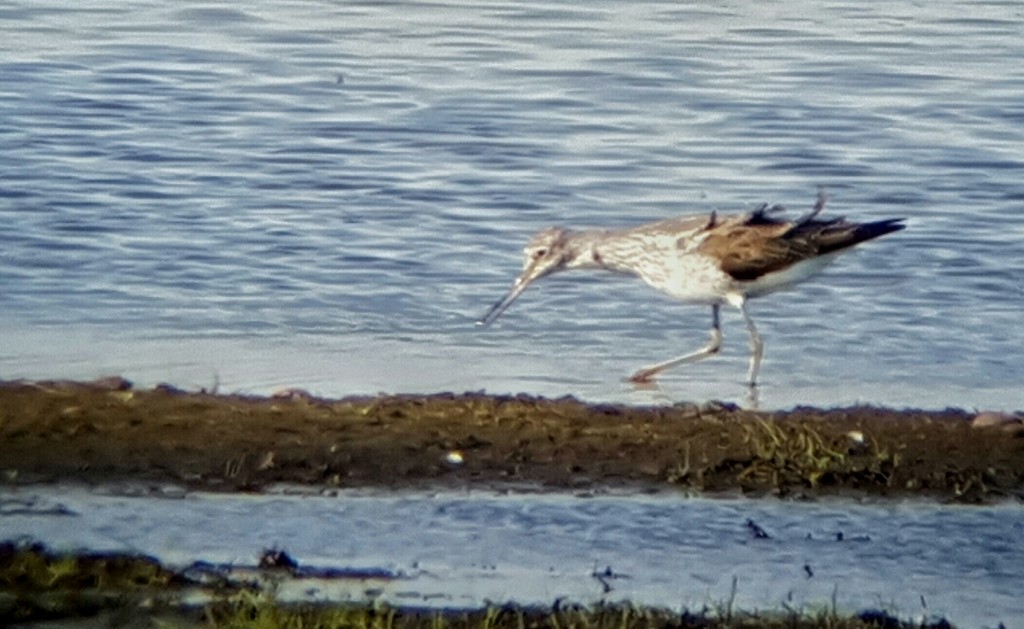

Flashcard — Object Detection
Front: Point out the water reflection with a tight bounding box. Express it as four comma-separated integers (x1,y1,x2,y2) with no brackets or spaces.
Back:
1,486,1021,627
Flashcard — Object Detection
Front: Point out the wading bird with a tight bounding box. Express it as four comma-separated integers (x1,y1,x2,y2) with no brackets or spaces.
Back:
477,192,904,387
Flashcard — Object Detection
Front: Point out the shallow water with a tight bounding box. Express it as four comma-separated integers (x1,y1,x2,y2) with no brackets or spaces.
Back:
3,1,1024,409
2,485,1022,627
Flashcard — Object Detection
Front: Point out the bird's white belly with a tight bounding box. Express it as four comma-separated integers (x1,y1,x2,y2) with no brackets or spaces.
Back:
740,253,839,297
637,254,734,304
633,250,840,304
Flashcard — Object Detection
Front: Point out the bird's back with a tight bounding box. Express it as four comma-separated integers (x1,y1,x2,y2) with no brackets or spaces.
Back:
698,206,905,282
600,202,905,302
621,214,715,241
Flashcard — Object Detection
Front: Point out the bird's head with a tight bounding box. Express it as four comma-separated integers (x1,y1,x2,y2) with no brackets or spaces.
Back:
477,227,575,326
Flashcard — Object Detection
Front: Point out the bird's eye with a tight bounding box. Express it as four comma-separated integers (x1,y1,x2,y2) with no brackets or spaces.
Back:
533,248,547,259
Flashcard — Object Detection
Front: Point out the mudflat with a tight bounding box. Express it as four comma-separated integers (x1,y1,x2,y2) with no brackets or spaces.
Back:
1,378,1022,501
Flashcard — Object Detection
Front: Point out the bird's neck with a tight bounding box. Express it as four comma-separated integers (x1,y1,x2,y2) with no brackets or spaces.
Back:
564,228,641,274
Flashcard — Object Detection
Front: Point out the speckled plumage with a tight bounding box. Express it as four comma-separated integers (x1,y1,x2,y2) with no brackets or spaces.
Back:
479,192,905,387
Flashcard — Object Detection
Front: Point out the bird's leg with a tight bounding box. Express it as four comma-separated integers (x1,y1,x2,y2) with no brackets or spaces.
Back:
738,299,764,387
629,305,722,383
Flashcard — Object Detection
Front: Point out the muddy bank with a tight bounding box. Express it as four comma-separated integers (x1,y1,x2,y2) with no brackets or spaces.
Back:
1,379,1022,501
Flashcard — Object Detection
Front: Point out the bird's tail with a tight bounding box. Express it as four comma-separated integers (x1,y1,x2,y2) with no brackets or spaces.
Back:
810,217,906,255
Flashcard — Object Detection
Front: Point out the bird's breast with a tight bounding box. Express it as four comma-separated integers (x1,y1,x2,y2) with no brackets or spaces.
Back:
633,252,734,304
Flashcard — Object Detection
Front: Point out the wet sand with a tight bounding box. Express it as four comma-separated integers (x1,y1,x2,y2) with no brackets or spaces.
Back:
2,378,1022,501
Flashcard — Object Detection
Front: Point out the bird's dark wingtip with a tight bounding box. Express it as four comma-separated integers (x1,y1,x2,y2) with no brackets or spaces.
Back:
872,217,907,232
849,217,906,246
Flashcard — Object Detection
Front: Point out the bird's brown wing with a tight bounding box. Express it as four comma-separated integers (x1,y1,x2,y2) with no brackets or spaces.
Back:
695,191,904,282
699,220,820,281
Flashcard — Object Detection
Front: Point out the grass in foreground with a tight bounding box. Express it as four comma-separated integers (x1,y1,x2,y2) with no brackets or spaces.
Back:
0,543,958,628
204,590,956,629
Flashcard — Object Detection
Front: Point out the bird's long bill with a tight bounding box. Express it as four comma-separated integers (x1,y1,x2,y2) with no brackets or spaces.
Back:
476,278,531,327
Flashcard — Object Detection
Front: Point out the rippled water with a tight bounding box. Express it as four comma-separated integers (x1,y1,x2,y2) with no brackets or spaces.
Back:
3,1,1024,409
2,486,1022,627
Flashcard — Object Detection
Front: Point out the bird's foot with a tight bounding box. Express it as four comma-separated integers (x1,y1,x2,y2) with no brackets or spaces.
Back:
745,381,760,409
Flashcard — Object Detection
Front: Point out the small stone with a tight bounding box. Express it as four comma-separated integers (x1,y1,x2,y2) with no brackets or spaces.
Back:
971,411,1022,429
271,387,315,401
444,451,465,467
